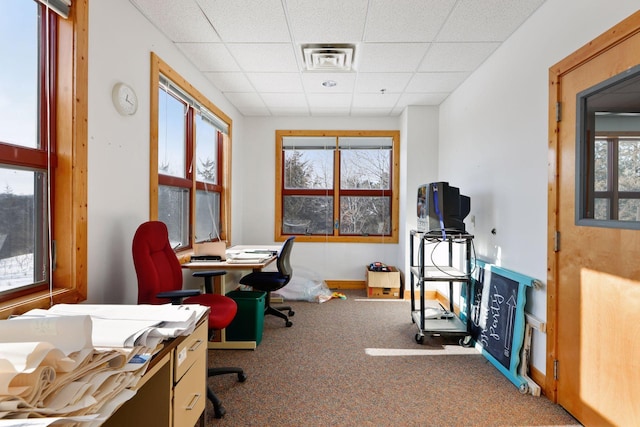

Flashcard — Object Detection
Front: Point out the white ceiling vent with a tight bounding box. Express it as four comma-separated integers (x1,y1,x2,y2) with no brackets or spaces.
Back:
302,44,355,72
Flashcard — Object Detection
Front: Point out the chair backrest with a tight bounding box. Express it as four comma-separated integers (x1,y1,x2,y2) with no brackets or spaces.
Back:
132,221,183,304
276,236,295,278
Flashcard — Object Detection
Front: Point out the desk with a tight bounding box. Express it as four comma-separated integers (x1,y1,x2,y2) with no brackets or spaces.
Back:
103,318,208,427
182,245,279,350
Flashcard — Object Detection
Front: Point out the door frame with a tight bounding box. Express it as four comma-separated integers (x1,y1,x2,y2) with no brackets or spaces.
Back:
546,10,640,402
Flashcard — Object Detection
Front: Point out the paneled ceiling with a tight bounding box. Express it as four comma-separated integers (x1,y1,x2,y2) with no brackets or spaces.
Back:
130,0,546,117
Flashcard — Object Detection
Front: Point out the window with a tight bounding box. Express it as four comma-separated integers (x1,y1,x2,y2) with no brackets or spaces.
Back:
590,134,640,221
151,54,231,250
0,1,88,317
577,65,640,229
275,130,399,243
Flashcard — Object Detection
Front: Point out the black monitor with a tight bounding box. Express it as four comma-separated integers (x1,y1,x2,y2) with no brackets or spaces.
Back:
417,182,470,235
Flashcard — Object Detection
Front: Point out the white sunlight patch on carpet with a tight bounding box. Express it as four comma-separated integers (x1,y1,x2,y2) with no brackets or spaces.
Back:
365,347,479,356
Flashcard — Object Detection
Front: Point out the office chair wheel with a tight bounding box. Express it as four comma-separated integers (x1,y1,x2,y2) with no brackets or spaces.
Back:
285,320,293,327
238,372,247,382
288,310,295,316
214,404,226,419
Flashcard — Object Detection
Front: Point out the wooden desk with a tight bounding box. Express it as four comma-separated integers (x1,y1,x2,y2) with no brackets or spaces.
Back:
182,248,278,350
103,318,208,427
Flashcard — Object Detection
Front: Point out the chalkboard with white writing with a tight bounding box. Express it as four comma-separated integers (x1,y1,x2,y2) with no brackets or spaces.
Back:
470,267,519,369
468,260,534,393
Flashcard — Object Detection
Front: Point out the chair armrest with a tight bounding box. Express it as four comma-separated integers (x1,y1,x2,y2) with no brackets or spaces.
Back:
192,270,227,294
156,289,201,305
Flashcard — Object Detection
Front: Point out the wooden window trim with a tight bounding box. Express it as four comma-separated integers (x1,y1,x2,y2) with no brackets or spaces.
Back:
0,0,88,318
275,129,399,243
150,53,232,248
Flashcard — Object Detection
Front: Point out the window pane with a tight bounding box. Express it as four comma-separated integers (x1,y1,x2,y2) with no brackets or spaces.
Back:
618,138,640,191
594,198,610,220
283,195,333,234
158,185,189,249
158,89,187,178
618,199,640,221
195,189,220,242
0,0,38,148
340,196,390,235
594,138,608,191
0,168,47,292
284,149,332,189
195,114,218,184
340,148,391,190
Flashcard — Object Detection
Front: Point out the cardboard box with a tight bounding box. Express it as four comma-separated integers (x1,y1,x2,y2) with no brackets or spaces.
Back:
366,266,401,299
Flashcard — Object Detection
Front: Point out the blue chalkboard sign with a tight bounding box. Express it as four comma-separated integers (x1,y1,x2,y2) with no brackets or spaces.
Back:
467,260,534,393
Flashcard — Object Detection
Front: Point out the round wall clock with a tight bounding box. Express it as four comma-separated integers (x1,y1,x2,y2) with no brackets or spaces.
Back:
112,82,138,115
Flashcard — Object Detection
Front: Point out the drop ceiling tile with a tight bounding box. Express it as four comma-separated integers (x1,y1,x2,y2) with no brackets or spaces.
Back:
351,107,393,116
436,0,546,42
311,107,352,116
269,107,311,116
420,42,500,72
357,43,430,72
364,0,456,42
302,72,356,94
307,93,353,109
406,72,468,92
131,0,221,42
238,105,272,116
356,73,413,93
261,93,308,109
176,43,240,71
352,93,400,108
246,73,304,93
196,0,290,42
224,92,266,110
227,44,299,72
397,92,449,106
286,0,369,43
203,72,254,92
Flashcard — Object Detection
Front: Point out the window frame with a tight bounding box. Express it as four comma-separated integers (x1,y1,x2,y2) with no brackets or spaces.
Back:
0,1,88,318
275,130,399,243
150,53,232,251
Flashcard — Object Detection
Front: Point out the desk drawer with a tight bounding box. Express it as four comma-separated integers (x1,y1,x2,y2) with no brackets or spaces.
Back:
175,320,207,382
174,350,206,427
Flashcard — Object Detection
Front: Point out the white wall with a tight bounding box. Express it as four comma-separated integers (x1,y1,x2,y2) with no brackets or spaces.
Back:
438,0,639,372
86,0,244,304
239,115,402,283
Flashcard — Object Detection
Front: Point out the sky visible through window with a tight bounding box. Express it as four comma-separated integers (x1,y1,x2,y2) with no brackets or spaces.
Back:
0,0,38,196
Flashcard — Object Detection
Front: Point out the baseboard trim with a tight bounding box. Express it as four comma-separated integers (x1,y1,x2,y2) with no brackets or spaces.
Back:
326,280,366,290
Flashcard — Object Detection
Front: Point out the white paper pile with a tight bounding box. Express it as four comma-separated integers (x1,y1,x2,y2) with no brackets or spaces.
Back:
0,303,208,425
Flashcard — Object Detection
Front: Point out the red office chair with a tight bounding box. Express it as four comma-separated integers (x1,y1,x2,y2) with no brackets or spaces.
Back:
132,221,246,418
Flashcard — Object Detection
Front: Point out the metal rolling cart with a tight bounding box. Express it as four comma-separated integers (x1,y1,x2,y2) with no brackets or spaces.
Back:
409,229,474,344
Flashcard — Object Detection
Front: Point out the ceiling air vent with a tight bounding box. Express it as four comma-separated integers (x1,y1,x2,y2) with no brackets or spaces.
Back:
302,44,355,72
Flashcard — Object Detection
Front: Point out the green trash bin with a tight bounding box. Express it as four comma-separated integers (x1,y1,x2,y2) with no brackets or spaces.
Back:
225,290,266,346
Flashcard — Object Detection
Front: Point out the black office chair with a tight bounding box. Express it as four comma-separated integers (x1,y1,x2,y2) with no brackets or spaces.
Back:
239,237,296,327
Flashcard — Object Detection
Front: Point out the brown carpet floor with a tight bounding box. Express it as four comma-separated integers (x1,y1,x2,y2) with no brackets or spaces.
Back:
205,289,579,426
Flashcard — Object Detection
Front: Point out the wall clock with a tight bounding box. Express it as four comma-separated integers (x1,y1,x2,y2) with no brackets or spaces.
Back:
112,82,138,115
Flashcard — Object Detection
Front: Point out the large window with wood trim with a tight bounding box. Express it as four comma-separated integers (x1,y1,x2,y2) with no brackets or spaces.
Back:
275,130,399,243
0,0,87,317
151,53,231,250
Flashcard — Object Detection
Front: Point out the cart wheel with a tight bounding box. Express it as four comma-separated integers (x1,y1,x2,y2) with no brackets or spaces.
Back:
459,335,473,348
415,333,424,344
519,383,529,394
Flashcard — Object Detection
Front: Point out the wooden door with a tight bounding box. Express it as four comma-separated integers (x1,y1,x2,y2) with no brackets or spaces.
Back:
548,12,640,426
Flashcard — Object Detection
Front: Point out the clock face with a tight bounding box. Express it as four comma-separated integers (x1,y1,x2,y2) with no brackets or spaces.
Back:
112,82,138,115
